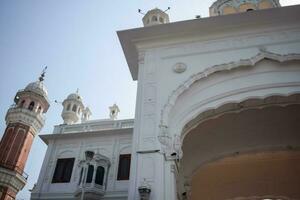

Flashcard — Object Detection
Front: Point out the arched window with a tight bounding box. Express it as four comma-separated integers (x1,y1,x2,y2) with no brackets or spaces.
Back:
246,8,254,11
20,100,25,108
78,167,83,185
38,106,42,113
28,101,35,111
72,104,77,112
95,166,105,185
86,165,94,183
67,104,71,111
152,16,158,22
159,17,164,23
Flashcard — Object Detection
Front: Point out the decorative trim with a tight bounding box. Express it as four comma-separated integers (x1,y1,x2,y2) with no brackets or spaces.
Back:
0,167,26,193
173,63,187,73
5,107,45,134
160,50,300,129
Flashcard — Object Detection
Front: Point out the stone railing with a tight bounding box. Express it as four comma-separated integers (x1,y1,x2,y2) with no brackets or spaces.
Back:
5,107,45,133
74,183,105,199
53,119,134,134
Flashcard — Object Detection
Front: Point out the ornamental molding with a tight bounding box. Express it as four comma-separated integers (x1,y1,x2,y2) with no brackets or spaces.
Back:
160,49,300,130
173,63,187,73
5,107,45,134
0,167,26,193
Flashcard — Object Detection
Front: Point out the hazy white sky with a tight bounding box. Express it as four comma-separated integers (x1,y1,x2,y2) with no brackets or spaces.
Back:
0,0,299,199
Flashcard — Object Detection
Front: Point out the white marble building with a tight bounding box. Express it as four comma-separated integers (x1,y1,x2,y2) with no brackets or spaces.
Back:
31,1,300,200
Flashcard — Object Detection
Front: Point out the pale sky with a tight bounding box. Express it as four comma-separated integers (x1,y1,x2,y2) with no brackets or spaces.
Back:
0,0,299,199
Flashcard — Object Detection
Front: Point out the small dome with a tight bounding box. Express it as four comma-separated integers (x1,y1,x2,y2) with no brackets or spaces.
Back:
209,0,280,16
142,8,170,27
67,93,82,101
24,81,48,97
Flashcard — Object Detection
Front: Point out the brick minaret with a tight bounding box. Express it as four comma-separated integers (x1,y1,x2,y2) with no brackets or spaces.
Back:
0,69,50,200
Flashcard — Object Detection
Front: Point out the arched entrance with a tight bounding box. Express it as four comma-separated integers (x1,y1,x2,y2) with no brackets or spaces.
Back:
179,103,300,200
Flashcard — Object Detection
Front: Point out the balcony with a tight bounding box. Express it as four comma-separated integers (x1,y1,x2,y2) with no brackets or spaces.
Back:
0,162,28,180
5,106,45,133
74,183,105,200
0,164,28,193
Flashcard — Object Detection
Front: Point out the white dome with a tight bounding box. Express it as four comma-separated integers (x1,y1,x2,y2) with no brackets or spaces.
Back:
25,81,48,97
209,0,280,16
142,8,170,27
67,93,82,101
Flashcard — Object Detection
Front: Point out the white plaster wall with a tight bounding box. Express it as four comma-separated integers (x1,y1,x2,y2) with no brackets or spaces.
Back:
31,130,132,200
129,20,300,200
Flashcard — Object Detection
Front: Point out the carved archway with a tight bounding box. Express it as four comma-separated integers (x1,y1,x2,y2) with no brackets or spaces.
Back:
158,50,300,159
160,50,300,130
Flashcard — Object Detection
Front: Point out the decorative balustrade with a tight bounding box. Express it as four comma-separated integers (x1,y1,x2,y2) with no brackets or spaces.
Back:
54,119,134,134
0,162,28,180
74,183,105,199
6,107,45,123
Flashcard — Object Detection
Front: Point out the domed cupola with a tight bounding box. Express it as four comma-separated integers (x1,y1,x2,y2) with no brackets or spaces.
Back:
142,8,170,27
61,90,85,124
209,0,281,16
6,67,50,133
24,81,48,98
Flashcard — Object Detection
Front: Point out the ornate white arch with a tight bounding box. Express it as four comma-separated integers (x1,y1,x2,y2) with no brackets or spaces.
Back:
160,49,300,129
158,50,300,159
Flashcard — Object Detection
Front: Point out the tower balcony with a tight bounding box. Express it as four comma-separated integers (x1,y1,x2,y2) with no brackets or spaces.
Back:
5,106,46,134
0,165,28,194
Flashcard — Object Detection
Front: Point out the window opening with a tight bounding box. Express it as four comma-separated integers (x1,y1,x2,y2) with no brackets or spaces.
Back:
72,104,77,112
152,16,158,22
117,154,131,180
52,158,75,183
86,165,94,183
95,166,105,185
28,101,35,111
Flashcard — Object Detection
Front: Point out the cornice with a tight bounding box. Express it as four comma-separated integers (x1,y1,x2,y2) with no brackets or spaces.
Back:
118,5,300,80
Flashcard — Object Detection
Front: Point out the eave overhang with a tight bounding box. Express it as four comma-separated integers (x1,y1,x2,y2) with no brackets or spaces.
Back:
117,5,300,80
39,127,133,145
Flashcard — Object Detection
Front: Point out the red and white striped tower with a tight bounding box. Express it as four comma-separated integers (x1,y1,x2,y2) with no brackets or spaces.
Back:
0,69,50,200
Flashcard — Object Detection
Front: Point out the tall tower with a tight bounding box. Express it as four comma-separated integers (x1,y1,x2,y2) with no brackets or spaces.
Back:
0,70,50,200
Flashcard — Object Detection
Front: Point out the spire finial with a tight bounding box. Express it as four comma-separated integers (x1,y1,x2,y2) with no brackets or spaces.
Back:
39,66,47,82
76,88,79,94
